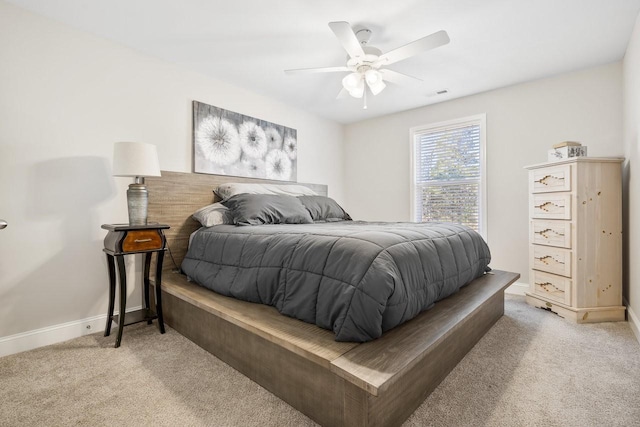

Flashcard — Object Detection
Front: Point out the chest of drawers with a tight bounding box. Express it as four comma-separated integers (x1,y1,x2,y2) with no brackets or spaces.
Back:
524,157,625,322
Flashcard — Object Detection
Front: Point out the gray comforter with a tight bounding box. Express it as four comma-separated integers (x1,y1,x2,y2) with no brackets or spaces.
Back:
181,221,491,342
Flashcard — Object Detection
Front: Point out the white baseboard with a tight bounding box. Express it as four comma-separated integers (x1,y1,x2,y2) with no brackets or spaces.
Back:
505,281,529,296
0,306,141,358
623,297,640,344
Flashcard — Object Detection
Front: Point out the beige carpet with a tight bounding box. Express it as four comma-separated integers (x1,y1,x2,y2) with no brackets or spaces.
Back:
1,295,639,426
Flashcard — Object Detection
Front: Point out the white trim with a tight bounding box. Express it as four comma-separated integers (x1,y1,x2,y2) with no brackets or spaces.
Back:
0,306,142,358
623,297,640,344
409,113,488,240
504,281,529,296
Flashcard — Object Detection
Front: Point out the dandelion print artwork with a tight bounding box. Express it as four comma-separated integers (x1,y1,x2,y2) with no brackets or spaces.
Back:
265,126,283,150
195,116,241,166
265,150,292,180
283,135,297,160
242,157,266,178
193,101,297,181
238,121,267,159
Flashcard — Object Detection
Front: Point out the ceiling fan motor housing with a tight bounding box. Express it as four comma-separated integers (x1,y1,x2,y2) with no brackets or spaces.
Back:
355,28,372,44
347,52,382,72
347,28,382,69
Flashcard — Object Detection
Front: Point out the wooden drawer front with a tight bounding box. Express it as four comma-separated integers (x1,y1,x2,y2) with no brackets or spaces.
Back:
530,165,571,193
533,271,571,305
531,194,571,219
532,246,572,277
123,230,163,252
531,220,571,248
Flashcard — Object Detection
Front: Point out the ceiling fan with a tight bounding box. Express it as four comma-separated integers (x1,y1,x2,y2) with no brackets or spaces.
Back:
285,21,450,109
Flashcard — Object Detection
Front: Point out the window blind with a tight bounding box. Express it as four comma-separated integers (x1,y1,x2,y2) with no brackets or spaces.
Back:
412,119,483,232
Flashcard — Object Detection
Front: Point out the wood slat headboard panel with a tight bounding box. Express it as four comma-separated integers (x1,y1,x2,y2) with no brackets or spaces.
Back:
147,170,328,271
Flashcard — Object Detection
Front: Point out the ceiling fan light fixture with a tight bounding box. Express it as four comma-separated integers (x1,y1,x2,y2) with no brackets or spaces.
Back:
364,69,381,85
364,69,386,95
342,72,365,98
348,84,365,98
342,72,362,89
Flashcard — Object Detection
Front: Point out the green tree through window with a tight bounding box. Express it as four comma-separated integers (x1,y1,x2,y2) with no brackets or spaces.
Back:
411,115,486,235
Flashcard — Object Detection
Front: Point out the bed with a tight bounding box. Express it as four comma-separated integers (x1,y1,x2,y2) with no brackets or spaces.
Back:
147,171,519,427
183,221,491,342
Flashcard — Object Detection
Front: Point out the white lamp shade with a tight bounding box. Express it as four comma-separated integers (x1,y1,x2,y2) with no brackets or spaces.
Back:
112,141,161,177
365,70,386,95
342,72,361,90
364,69,381,85
342,73,365,98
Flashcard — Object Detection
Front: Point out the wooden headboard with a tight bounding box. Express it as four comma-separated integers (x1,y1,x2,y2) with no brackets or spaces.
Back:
146,170,327,271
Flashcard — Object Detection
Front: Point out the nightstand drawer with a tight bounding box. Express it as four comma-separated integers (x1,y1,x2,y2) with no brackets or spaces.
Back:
531,194,571,219
530,165,571,193
532,245,572,277
102,224,169,256
122,230,163,252
532,270,571,305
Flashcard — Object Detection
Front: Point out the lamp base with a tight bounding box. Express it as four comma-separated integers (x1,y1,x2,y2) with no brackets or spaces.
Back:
127,181,148,226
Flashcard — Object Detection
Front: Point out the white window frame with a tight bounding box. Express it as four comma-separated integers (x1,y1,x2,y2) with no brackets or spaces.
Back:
409,113,487,239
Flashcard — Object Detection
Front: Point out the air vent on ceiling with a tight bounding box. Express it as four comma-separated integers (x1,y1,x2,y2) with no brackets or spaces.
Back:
426,89,450,97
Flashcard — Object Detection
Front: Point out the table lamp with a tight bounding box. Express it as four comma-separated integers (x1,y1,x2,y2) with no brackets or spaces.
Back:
112,141,161,225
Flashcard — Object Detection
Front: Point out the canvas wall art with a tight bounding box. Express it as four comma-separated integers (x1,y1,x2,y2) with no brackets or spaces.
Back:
193,101,297,181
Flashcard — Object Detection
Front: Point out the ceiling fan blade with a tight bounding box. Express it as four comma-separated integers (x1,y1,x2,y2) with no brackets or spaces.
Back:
336,88,349,99
379,69,422,86
377,30,450,65
328,21,365,59
285,66,350,74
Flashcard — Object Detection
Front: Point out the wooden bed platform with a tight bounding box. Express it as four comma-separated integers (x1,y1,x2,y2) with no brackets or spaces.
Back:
146,171,520,427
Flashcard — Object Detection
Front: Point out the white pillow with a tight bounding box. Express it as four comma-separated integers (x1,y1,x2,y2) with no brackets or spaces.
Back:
192,202,231,227
215,183,317,200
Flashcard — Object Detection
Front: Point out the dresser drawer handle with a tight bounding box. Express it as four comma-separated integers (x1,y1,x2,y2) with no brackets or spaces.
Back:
134,238,153,243
534,228,565,238
534,174,565,186
535,201,565,212
534,255,565,265
536,281,562,292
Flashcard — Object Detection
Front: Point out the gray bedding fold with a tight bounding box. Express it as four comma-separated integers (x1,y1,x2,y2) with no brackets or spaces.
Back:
181,221,491,342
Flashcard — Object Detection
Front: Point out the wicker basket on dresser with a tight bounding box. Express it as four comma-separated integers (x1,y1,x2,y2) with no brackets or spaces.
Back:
525,157,625,322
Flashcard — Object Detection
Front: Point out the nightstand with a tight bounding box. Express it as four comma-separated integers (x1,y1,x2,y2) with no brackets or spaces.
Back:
102,223,170,348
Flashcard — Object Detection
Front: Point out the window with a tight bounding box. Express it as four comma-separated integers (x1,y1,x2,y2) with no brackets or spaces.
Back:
410,114,486,237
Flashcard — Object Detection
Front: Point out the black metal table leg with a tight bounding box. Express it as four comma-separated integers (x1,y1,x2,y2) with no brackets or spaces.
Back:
155,250,166,334
115,255,127,348
104,254,116,337
143,252,153,325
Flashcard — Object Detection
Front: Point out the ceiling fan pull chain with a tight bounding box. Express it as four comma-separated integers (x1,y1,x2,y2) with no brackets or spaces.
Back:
363,85,368,109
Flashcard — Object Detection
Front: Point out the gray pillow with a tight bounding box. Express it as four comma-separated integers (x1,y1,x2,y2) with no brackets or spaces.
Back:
222,194,313,226
192,202,232,227
297,195,352,222
214,183,317,200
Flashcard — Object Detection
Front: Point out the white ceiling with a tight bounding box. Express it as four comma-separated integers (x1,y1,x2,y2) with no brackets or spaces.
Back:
7,0,640,124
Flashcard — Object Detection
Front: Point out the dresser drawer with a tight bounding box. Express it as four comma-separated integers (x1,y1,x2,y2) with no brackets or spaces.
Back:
122,230,163,252
530,165,571,193
531,220,571,248
532,245,572,277
532,270,571,305
531,194,571,219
